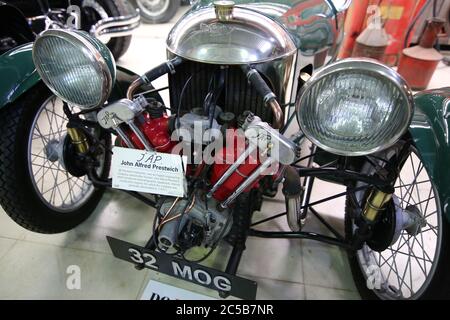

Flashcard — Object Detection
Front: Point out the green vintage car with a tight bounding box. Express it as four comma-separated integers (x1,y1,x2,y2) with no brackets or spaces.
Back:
1,0,450,300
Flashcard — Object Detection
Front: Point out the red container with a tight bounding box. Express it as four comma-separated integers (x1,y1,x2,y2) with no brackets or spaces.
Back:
352,19,389,61
339,0,427,65
398,55,440,90
398,18,444,90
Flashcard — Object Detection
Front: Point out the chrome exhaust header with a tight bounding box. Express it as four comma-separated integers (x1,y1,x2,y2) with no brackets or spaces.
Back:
90,9,140,38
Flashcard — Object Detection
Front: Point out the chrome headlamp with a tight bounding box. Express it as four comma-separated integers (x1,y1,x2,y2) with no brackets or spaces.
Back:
33,29,116,109
296,59,414,156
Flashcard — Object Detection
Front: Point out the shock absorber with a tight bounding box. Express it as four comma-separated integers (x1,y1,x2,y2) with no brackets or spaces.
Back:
66,125,89,155
363,189,393,222
352,187,393,250
282,166,303,232
62,103,90,155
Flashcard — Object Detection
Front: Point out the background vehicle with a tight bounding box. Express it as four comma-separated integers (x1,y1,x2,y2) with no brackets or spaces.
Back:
0,0,139,59
1,0,450,300
133,0,190,24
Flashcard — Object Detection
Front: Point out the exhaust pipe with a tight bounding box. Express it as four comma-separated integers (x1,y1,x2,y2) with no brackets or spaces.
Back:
283,166,304,232
90,9,141,38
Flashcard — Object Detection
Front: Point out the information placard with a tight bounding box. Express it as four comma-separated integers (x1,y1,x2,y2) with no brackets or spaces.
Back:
111,147,186,197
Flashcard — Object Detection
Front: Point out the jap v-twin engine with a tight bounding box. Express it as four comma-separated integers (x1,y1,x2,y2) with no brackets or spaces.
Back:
97,58,300,254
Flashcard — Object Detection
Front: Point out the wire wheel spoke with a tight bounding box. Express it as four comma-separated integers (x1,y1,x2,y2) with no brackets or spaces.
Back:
357,146,442,300
27,95,96,212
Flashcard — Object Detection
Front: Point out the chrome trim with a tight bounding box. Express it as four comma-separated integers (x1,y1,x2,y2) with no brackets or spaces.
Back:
244,116,297,165
296,144,316,227
221,157,275,208
127,77,145,100
90,9,141,38
167,6,296,65
128,121,154,151
296,58,415,157
207,143,258,198
168,1,347,119
32,29,113,109
114,124,134,148
442,98,450,145
27,14,49,22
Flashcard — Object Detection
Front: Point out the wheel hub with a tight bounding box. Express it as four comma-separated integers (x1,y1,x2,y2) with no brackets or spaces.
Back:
44,135,87,177
138,0,170,17
145,0,166,7
367,195,427,252
403,204,427,236
44,139,62,163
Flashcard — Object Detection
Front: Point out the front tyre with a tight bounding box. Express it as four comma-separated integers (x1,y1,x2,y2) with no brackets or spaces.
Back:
345,143,450,299
0,84,110,234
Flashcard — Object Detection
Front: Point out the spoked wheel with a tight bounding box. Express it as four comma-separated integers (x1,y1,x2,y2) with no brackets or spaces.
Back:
346,142,450,299
0,83,110,234
136,0,180,24
28,96,96,212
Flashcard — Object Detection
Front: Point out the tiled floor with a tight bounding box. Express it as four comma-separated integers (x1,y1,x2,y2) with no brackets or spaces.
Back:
0,8,449,300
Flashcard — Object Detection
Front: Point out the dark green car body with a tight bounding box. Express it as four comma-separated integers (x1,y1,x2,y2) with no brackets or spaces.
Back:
0,44,143,110
410,89,450,222
0,43,40,107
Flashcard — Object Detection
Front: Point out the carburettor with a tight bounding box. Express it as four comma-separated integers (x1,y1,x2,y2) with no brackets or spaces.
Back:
157,194,232,252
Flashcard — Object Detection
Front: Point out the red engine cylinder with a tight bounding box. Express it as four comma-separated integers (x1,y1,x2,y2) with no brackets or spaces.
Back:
209,130,261,201
122,113,176,153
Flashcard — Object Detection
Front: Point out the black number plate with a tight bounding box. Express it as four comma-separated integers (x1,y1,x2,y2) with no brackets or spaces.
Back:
106,236,257,300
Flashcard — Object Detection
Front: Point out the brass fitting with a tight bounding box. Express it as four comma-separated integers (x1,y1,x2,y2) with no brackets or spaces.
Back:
214,1,235,21
362,189,393,222
67,127,89,154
